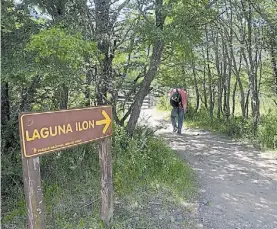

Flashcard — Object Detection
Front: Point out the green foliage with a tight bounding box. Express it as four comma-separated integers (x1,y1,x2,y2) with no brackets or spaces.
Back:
2,196,26,225
113,124,196,197
258,111,277,149
166,0,215,45
1,1,42,82
2,142,103,228
186,109,243,136
26,26,97,73
2,124,196,228
156,95,172,111
185,108,277,150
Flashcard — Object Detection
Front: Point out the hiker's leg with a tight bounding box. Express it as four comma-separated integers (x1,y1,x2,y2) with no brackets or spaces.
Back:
177,108,184,134
171,107,178,132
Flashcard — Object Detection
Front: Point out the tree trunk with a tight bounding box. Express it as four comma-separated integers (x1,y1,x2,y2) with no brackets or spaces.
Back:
214,31,222,119
205,28,214,120
59,83,68,109
85,69,93,106
1,81,12,153
242,1,260,131
227,35,246,118
224,41,231,120
245,89,250,118
192,62,200,112
20,76,40,112
203,64,208,109
270,40,277,98
127,39,164,133
94,0,112,106
223,0,246,119
207,63,213,120
248,6,260,131
226,64,231,120
1,81,10,126
251,0,277,99
127,0,166,134
232,79,237,116
223,82,227,116
217,78,222,119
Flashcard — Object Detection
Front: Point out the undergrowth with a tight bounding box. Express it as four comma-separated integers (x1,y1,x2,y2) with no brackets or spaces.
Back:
185,109,277,150
2,123,196,229
156,95,172,111
113,124,195,198
157,96,277,150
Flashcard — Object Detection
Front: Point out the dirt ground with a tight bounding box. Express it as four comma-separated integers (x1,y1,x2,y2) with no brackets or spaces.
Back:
139,108,277,229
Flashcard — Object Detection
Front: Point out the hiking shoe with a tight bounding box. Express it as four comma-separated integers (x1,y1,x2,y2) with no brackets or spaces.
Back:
177,130,182,135
173,127,178,133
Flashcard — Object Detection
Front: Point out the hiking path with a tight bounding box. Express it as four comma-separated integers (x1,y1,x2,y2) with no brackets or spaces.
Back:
139,108,277,229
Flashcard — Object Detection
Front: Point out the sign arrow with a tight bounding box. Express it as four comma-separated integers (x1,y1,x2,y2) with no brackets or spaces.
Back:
96,110,111,134
19,106,112,158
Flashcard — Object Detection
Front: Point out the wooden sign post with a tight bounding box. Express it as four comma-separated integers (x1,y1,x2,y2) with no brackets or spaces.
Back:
99,137,113,227
22,156,45,229
19,106,113,229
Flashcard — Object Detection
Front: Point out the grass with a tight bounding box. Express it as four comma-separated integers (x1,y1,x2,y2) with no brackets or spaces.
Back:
2,123,196,229
185,109,277,150
156,95,172,111
233,95,276,116
113,124,196,198
157,95,277,150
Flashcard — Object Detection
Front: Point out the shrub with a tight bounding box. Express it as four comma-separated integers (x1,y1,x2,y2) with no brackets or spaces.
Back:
156,95,171,111
186,108,277,150
113,124,195,197
3,122,196,228
258,111,277,149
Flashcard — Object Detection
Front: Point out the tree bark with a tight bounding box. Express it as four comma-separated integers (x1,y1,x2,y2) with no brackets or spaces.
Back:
248,5,260,130
251,0,277,99
223,39,231,120
1,81,12,153
94,0,113,106
207,63,213,120
192,60,200,112
241,1,260,130
59,84,68,109
85,69,93,106
1,81,10,126
205,27,214,120
203,64,208,109
245,89,250,118
127,39,164,133
223,0,246,119
225,30,246,119
214,31,222,119
20,76,40,112
126,0,166,134
232,79,237,116
270,40,277,97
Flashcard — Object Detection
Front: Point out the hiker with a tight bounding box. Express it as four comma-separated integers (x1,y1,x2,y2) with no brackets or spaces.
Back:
170,87,187,134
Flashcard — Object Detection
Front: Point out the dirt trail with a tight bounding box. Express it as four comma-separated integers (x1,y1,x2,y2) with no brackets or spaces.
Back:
139,109,277,229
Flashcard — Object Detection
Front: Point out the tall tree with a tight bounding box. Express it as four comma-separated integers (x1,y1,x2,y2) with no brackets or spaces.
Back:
127,0,167,133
